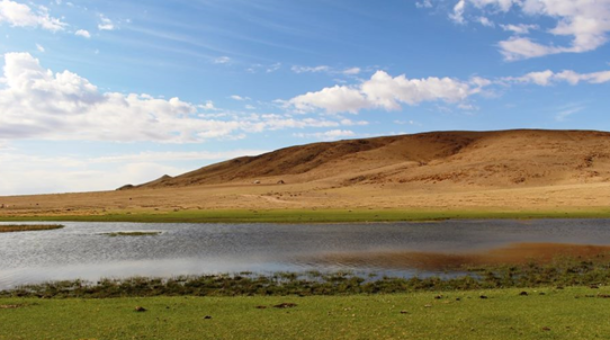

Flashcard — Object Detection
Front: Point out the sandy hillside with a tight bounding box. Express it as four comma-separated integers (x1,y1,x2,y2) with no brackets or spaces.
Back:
2,129,610,215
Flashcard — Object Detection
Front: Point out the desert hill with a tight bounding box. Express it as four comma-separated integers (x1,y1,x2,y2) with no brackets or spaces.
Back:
3,129,610,216
129,129,610,190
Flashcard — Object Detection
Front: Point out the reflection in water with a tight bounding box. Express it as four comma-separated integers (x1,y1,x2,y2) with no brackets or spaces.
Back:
309,243,610,271
1,219,610,289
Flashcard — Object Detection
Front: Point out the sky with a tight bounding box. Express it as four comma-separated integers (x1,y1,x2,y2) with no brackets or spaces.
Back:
1,0,609,195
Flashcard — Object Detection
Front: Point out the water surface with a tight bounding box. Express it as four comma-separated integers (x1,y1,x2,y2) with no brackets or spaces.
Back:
1,219,610,289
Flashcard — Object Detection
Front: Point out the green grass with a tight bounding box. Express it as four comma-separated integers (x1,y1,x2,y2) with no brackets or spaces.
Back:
2,208,610,223
0,224,64,233
1,287,609,339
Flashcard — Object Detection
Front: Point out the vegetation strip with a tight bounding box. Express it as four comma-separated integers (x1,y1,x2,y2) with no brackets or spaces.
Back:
2,208,610,224
4,255,610,298
0,224,64,233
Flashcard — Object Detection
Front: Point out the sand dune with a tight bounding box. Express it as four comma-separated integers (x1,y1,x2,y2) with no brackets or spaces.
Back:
2,129,610,215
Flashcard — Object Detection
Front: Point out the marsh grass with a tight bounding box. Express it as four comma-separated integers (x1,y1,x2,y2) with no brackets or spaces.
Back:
0,224,64,233
4,255,610,299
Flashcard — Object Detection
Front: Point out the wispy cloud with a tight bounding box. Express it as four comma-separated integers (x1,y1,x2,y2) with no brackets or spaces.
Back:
214,56,231,64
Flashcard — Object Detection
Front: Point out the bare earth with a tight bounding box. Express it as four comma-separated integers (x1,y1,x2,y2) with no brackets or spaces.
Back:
2,129,610,216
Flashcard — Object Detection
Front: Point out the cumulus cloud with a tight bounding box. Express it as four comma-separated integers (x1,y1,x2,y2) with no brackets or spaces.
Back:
446,0,610,60
75,29,90,38
0,53,358,143
289,70,486,114
35,43,45,52
0,0,66,31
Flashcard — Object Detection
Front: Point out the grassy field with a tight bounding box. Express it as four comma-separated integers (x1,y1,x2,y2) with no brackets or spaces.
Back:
2,208,610,223
1,287,609,340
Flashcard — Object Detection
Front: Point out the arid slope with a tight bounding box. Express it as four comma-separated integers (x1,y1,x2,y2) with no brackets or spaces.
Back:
132,129,610,189
2,129,610,216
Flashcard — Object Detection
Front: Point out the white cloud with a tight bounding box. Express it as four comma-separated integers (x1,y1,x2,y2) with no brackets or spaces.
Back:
291,65,330,74
0,0,66,31
500,23,538,35
75,29,90,38
198,100,217,110
0,52,355,143
343,67,361,75
477,16,494,27
289,70,486,114
214,56,231,64
446,0,610,60
97,14,114,31
35,43,45,52
450,0,467,24
510,69,610,86
293,129,355,141
230,95,250,101
416,0,433,9
499,37,559,61
290,85,370,114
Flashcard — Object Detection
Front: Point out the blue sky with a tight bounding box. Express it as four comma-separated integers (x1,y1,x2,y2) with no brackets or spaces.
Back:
0,0,609,194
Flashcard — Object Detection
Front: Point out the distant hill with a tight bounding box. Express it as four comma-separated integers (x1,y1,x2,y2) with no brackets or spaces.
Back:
123,129,610,190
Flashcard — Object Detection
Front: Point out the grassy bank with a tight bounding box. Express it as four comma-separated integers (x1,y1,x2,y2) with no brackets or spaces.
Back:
1,287,609,340
0,224,64,233
4,254,610,298
2,208,610,223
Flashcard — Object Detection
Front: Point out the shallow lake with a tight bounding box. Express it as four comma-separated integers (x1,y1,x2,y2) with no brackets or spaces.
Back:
2,219,610,289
